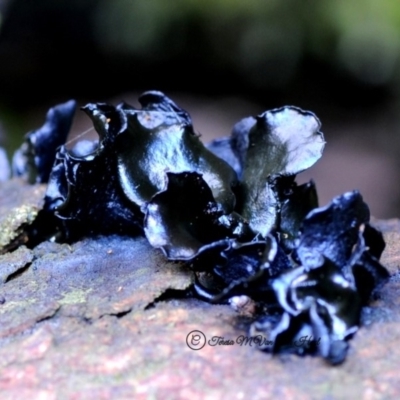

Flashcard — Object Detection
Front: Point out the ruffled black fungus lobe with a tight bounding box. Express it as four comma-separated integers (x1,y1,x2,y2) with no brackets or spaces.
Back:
144,171,254,260
44,103,142,239
209,107,325,237
296,191,369,268
239,107,325,236
248,191,389,364
278,179,319,252
13,100,76,184
115,91,238,214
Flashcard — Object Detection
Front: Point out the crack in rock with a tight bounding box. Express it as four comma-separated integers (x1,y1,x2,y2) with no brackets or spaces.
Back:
0,246,34,283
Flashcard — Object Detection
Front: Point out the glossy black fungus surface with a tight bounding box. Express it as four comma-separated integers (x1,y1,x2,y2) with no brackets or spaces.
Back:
114,92,238,213
295,191,370,268
193,236,291,304
278,180,319,252
238,107,325,236
13,100,76,184
42,103,142,239
270,259,361,364
12,91,388,365
144,171,251,260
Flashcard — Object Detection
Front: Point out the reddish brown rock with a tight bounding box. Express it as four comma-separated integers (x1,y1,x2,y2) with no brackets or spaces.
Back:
0,179,399,399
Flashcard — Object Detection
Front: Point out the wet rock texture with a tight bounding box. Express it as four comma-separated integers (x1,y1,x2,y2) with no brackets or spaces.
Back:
0,218,398,399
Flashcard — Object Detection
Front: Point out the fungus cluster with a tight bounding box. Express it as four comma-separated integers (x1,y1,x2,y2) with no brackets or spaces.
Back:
11,91,389,364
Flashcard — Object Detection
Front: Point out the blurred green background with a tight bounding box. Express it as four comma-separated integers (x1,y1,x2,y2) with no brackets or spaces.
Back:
1,0,400,218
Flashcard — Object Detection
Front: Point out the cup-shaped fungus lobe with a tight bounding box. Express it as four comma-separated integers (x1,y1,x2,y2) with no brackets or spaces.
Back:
114,91,238,214
239,107,325,236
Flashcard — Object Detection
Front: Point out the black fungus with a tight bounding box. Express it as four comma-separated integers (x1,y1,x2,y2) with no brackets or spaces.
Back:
144,171,252,260
44,103,142,240
11,91,389,365
45,146,142,239
295,191,369,268
12,100,76,184
278,180,319,252
362,223,386,260
197,236,291,303
238,107,325,236
269,259,361,363
114,91,238,213
346,230,389,303
247,191,388,363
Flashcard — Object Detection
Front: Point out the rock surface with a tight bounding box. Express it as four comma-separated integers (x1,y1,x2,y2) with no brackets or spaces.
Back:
0,185,400,399
0,178,46,253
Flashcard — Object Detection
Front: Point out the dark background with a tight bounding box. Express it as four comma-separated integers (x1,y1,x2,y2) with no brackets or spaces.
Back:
1,0,400,218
